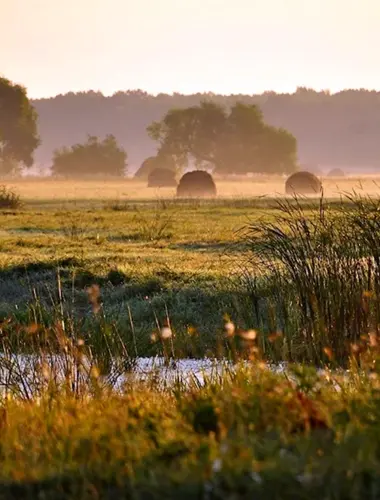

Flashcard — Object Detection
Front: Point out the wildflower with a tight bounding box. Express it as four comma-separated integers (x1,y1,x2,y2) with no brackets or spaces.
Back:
268,331,283,343
77,338,85,347
187,326,197,336
160,327,172,339
87,284,101,314
25,323,39,334
224,321,235,337
239,329,257,341
350,343,363,354
150,332,158,343
41,362,50,381
369,332,378,347
323,347,334,361
250,472,262,484
90,366,100,379
212,458,222,473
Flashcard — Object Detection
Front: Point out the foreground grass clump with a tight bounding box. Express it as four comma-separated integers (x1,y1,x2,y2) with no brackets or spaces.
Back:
243,194,380,364
1,356,380,499
0,185,22,209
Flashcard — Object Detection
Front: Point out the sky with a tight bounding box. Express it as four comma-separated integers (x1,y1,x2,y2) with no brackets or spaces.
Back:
1,0,379,99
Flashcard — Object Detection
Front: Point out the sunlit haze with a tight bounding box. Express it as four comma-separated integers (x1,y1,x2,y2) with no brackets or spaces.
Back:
1,0,379,98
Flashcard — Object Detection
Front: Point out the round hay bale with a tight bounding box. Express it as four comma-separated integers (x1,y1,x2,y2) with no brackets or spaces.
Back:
177,171,216,198
135,157,156,179
285,171,322,195
147,168,177,188
328,168,345,177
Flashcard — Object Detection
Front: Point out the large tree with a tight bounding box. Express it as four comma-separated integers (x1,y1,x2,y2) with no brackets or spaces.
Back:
147,101,297,175
51,135,127,177
0,77,40,174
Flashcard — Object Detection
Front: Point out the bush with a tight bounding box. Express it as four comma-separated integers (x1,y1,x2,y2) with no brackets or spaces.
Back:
177,171,217,198
0,185,21,208
51,135,127,177
147,168,177,188
328,168,345,177
285,171,322,195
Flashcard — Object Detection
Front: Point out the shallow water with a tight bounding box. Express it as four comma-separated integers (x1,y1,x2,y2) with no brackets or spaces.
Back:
0,354,290,396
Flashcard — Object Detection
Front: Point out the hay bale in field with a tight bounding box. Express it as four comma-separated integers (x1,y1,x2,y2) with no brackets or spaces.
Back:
285,171,322,195
328,168,345,177
176,171,217,197
135,155,177,179
147,168,177,187
134,157,156,179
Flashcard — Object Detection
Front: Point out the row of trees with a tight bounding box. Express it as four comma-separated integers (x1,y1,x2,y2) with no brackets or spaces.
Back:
32,88,380,169
5,81,380,176
1,77,299,177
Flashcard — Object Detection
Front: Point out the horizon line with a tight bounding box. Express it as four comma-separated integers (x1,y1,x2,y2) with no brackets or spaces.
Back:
30,86,380,101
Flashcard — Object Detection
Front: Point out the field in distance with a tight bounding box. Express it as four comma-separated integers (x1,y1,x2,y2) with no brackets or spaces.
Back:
5,174,380,203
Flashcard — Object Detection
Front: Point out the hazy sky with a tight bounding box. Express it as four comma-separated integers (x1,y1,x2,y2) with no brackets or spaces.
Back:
1,0,379,98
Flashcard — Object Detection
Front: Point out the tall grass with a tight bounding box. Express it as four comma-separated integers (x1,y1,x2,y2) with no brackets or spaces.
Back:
243,193,380,364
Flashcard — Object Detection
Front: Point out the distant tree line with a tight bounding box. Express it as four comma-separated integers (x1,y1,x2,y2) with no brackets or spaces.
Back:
32,88,380,172
3,78,380,177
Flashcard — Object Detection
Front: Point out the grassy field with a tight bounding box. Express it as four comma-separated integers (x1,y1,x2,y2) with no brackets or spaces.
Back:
1,176,380,498
1,176,380,362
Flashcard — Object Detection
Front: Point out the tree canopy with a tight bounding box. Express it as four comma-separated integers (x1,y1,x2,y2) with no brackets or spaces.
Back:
147,101,297,175
0,77,40,174
51,135,127,177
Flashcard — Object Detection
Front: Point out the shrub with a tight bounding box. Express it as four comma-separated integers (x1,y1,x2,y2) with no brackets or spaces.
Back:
176,171,216,198
0,185,22,208
51,135,127,177
328,168,345,177
147,168,177,188
285,171,322,195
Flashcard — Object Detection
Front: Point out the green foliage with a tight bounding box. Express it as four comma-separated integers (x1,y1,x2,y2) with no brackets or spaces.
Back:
2,360,380,498
0,77,40,173
51,135,127,177
148,101,298,175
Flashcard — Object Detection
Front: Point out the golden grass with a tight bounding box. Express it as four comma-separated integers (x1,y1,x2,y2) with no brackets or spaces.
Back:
6,174,380,201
